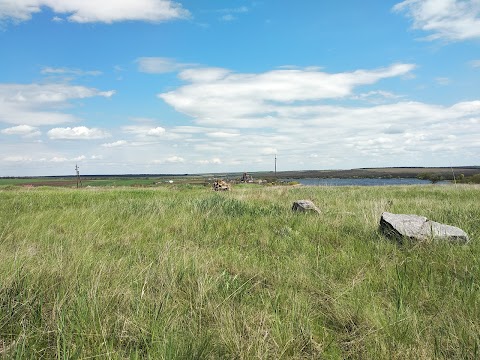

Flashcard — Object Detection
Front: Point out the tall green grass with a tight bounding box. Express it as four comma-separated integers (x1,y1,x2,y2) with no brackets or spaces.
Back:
0,185,478,359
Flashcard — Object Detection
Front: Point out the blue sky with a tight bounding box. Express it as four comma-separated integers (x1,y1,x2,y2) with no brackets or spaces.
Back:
1,0,479,176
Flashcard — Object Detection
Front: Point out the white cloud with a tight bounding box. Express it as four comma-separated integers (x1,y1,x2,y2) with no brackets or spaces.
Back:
197,158,222,165
3,155,32,162
166,156,185,163
172,126,210,134
394,0,480,41
0,0,190,24
206,131,239,139
147,127,166,136
470,60,480,68
215,5,248,22
221,14,235,22
1,125,40,137
47,155,86,162
136,57,196,74
261,147,277,155
154,60,479,170
178,67,231,82
99,90,116,98
0,83,115,126
122,125,166,137
41,67,102,77
435,77,450,85
48,126,110,140
215,6,249,14
352,90,405,103
49,156,69,162
102,140,128,148
159,63,415,127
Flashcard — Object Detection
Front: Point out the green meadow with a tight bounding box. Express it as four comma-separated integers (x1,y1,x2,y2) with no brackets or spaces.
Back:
0,184,479,359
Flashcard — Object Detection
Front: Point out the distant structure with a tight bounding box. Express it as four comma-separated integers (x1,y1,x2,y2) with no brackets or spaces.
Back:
75,164,82,188
241,172,254,183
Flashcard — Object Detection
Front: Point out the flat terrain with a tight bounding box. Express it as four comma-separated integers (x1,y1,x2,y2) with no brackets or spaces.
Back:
0,185,479,358
2,167,479,188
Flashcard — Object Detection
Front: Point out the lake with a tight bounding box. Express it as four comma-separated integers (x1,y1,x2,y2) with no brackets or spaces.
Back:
282,178,449,186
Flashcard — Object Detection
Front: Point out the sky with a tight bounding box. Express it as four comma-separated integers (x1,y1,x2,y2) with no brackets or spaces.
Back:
0,0,479,176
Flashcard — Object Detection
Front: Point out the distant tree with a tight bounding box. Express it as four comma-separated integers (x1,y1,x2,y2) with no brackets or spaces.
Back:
417,173,429,181
428,173,444,184
417,173,444,184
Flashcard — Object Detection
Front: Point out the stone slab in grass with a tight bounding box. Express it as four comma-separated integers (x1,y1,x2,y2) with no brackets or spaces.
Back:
380,211,469,243
292,200,321,214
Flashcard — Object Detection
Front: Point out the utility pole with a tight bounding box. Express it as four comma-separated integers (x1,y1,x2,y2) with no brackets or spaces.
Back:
75,164,81,188
274,154,277,178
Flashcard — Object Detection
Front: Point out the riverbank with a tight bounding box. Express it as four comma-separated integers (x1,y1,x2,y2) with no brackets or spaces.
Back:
281,177,443,186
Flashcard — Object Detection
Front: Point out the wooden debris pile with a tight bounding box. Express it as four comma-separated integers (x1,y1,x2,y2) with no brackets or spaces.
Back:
212,180,231,191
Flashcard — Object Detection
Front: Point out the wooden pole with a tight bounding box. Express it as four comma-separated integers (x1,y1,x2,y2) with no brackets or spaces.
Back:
75,164,80,188
275,154,277,178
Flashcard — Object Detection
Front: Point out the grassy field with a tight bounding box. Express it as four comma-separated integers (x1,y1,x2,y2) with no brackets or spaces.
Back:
0,177,209,188
0,184,479,359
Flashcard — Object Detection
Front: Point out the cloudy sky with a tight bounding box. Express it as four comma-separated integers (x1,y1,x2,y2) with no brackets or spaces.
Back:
1,0,479,176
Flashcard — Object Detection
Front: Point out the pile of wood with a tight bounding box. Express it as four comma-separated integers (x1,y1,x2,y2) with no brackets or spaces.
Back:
212,180,231,191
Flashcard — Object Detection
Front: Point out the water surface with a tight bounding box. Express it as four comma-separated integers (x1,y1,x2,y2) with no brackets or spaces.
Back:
282,178,448,186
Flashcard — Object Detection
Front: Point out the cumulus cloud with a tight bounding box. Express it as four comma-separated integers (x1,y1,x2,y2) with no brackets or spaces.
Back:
102,140,128,148
122,125,166,137
206,131,239,139
261,147,277,155
197,158,222,165
2,154,88,163
172,126,210,134
1,125,40,137
154,62,479,169
0,0,190,24
394,0,480,41
136,57,196,74
49,156,69,163
0,83,115,126
48,126,110,140
159,63,415,127
146,127,167,136
165,156,185,163
48,155,86,162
